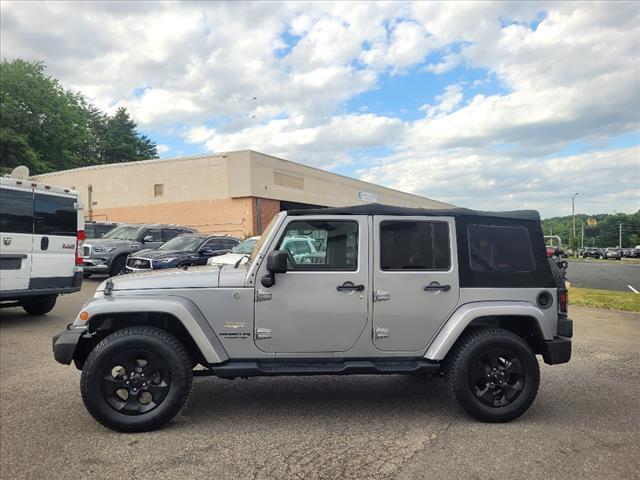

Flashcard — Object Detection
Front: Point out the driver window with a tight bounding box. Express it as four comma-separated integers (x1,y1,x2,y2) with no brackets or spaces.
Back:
276,220,358,271
146,229,163,242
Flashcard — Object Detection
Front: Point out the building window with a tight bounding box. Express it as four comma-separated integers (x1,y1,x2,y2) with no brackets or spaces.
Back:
154,184,164,197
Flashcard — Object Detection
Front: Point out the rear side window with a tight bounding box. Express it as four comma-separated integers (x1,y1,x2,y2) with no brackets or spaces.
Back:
0,187,33,234
34,193,76,236
380,221,450,270
161,229,181,242
277,220,358,271
468,225,534,272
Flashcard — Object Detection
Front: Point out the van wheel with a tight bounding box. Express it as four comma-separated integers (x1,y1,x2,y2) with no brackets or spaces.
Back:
22,295,57,316
83,272,92,279
80,326,192,432
446,328,539,423
109,256,127,276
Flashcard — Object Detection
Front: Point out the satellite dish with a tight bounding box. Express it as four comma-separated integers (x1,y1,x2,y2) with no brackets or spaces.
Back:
10,166,30,179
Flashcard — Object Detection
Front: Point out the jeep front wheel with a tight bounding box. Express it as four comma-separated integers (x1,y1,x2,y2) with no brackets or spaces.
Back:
80,326,192,432
446,328,540,423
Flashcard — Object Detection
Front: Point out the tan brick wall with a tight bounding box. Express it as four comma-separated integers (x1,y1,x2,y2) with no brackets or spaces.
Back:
251,198,280,235
89,197,256,238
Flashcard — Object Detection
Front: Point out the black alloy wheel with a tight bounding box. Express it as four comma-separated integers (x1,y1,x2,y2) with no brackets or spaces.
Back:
446,328,540,423
81,326,192,432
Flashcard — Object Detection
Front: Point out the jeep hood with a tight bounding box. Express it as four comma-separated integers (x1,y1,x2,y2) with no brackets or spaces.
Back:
96,265,248,292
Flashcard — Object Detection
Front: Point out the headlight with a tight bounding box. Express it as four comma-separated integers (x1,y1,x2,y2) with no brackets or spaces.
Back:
157,257,176,264
93,246,116,253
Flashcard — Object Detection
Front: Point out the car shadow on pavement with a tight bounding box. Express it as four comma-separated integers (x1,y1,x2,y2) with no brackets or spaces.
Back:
185,374,456,422
0,308,54,327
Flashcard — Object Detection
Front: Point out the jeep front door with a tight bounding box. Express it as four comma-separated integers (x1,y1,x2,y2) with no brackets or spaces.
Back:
254,216,368,353
372,216,460,352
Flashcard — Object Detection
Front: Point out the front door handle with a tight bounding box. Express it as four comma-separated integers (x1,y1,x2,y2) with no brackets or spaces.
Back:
337,281,365,292
40,236,49,251
423,282,451,292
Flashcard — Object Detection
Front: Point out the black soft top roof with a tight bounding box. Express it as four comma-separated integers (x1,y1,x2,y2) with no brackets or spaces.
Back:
287,203,541,222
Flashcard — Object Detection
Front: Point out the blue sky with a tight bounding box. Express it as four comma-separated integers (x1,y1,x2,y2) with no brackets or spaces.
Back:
2,1,639,217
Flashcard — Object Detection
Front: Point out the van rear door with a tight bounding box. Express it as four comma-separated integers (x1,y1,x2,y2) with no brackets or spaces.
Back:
0,185,34,292
31,192,79,290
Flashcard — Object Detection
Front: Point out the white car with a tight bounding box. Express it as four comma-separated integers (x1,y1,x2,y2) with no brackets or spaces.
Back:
1,173,84,315
208,236,260,266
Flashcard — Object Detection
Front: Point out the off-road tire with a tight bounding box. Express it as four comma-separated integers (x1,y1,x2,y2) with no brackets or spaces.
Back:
445,328,540,423
109,255,127,276
22,295,57,316
80,326,192,432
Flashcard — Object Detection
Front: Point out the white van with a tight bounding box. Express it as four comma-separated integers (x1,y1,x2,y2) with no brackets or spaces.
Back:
0,175,84,315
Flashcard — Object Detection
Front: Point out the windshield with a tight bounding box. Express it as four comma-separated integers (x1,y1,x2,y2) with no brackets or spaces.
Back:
102,225,145,241
233,237,259,254
159,235,204,251
250,214,282,263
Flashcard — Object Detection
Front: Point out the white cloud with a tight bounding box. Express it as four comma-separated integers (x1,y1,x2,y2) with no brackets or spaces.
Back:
156,144,171,155
1,1,638,215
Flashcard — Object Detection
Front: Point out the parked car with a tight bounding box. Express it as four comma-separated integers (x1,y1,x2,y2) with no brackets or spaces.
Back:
208,236,260,266
1,175,83,315
581,247,600,258
85,221,118,239
603,247,622,260
126,234,239,272
82,223,196,277
54,204,572,432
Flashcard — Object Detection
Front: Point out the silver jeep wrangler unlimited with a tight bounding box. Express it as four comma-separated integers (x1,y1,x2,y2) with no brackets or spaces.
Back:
53,204,572,432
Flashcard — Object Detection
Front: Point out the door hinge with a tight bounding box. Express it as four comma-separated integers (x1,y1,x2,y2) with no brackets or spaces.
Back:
256,289,272,302
255,328,271,340
373,290,390,302
375,327,390,339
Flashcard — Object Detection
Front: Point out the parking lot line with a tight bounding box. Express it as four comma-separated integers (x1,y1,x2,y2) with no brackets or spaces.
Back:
628,285,639,294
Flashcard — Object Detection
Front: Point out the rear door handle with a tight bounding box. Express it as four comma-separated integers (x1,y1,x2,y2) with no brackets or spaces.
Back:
423,282,451,292
337,281,365,292
40,236,49,251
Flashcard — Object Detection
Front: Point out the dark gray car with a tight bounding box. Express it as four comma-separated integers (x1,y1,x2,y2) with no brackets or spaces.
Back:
82,223,196,277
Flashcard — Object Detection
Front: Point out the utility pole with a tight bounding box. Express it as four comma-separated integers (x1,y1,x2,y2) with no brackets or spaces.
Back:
88,184,93,222
619,223,622,248
571,192,579,247
581,225,584,249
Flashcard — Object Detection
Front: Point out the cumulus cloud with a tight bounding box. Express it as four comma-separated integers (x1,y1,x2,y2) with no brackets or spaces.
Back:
1,0,638,215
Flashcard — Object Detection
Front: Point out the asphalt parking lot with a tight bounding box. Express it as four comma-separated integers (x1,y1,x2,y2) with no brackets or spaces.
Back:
567,259,640,293
1,279,639,480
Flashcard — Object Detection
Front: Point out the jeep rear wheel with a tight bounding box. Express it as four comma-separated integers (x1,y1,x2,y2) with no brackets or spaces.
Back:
446,328,540,423
80,326,192,432
22,295,57,316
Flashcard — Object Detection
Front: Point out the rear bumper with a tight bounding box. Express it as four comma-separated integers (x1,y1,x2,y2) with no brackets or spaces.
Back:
541,336,572,365
52,325,86,365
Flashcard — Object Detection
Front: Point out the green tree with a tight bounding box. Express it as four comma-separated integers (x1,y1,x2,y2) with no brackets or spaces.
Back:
0,59,158,175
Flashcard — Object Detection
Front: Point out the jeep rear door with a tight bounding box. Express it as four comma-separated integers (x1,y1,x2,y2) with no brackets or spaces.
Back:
254,215,368,353
372,216,460,352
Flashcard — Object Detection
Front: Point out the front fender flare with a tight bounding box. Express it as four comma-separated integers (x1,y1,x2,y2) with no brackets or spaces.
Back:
75,295,229,364
424,301,550,361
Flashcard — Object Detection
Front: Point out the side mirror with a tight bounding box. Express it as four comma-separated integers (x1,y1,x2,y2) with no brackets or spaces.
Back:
261,250,288,287
143,235,153,243
200,247,214,255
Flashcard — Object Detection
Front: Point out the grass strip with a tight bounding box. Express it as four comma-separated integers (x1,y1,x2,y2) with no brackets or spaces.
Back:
570,287,640,313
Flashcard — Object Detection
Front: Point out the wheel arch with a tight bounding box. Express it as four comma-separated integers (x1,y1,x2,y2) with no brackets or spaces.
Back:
424,302,551,361
72,296,228,369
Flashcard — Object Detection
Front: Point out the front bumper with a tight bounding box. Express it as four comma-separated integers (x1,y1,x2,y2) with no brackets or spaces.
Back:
52,325,86,365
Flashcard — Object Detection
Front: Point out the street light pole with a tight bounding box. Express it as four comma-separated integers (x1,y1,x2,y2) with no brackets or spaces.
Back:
571,192,579,244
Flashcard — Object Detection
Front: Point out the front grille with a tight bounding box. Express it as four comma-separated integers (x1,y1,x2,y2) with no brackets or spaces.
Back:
83,245,91,257
127,257,151,269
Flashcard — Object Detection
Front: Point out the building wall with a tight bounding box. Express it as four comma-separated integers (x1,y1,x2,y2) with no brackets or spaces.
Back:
88,197,255,238
252,198,281,235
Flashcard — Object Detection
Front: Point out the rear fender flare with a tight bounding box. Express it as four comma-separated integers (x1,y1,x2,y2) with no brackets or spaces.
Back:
424,302,550,361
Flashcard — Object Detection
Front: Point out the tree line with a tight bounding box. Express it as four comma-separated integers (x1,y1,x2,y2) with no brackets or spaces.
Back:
0,59,157,176
542,211,640,250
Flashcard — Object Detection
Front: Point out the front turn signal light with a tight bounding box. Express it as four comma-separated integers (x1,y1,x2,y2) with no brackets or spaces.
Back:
79,311,89,321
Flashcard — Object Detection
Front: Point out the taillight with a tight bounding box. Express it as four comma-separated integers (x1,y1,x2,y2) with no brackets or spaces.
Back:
558,289,568,314
76,230,85,266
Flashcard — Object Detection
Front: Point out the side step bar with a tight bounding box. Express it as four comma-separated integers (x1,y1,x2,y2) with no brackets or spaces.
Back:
203,359,441,378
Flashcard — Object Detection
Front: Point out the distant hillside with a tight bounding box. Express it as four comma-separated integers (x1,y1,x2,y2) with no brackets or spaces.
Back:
542,211,640,249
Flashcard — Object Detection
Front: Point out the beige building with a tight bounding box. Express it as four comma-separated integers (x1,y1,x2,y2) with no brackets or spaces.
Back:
35,150,452,238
